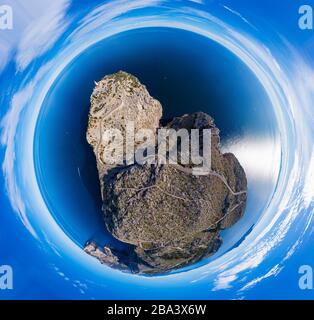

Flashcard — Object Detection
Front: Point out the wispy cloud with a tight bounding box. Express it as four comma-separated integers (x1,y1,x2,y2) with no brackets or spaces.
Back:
69,0,161,42
15,0,70,71
222,5,257,31
1,62,52,237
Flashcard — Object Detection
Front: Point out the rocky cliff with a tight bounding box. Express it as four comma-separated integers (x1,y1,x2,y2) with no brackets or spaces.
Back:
85,71,247,274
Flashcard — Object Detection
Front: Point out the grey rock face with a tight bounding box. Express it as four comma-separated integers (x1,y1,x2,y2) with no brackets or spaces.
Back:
85,71,247,274
87,71,162,194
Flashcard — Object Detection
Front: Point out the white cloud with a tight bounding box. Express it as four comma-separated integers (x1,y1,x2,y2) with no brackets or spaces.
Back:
222,5,257,30
69,0,161,42
1,62,52,237
15,0,70,71
240,264,282,291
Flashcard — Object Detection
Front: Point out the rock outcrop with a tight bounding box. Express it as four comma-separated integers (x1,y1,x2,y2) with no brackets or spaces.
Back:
85,71,247,273
87,71,162,194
